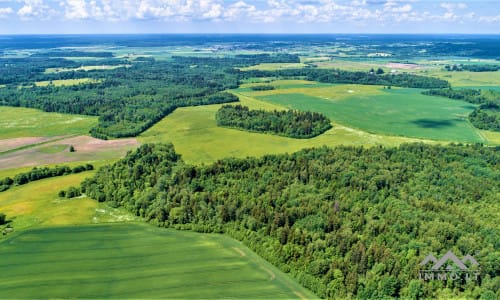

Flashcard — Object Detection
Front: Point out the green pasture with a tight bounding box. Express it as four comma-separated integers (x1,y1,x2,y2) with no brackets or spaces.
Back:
0,171,135,232
139,91,426,165
0,107,97,139
256,88,484,143
0,223,316,299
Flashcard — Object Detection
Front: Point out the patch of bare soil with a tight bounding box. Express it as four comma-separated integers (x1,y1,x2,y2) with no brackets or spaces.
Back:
0,135,140,169
385,63,424,70
0,137,58,153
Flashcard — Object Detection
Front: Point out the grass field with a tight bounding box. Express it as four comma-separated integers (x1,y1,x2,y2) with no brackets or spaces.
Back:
255,87,484,143
0,223,317,299
0,172,135,232
34,78,99,87
0,107,97,139
139,91,427,165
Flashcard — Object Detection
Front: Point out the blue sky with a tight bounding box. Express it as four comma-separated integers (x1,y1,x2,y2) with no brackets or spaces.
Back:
0,0,498,34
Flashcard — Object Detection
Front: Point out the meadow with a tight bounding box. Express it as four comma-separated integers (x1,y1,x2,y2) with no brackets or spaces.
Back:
0,106,97,139
0,223,316,299
0,171,135,232
44,65,130,73
252,85,484,143
139,92,426,165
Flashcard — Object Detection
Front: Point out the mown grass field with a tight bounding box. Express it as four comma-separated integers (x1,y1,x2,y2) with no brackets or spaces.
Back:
0,223,316,299
0,106,97,139
254,86,484,143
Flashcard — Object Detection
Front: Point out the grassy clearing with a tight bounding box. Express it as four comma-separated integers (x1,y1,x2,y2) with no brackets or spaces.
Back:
34,78,99,87
425,70,500,87
257,88,484,143
0,223,316,299
139,94,426,165
44,65,130,73
0,107,97,139
0,172,126,231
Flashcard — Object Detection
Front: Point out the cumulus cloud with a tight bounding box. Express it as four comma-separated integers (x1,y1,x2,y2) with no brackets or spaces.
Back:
17,0,54,20
0,6,13,18
3,0,498,28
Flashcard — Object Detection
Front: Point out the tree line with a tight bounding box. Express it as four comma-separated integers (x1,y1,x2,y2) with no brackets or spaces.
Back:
240,68,450,89
423,88,500,131
76,143,499,299
0,54,302,139
444,64,500,72
0,164,94,192
216,105,332,138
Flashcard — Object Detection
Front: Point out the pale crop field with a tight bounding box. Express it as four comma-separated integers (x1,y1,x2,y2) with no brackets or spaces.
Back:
0,106,97,139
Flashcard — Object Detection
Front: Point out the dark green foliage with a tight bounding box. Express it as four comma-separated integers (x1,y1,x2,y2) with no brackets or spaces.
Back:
0,213,6,225
469,104,500,131
444,64,500,72
65,186,81,198
0,54,296,138
0,164,94,192
80,143,499,299
250,85,275,91
69,145,75,152
241,68,450,88
216,105,332,138
423,88,500,131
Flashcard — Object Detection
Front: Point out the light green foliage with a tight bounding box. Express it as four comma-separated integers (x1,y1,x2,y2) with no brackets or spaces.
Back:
0,223,316,299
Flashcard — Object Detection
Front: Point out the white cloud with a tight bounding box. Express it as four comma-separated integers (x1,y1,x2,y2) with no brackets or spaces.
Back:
17,0,54,20
64,0,89,19
0,6,13,18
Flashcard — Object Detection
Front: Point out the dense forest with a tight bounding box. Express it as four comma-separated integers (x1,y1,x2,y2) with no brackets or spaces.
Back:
77,143,499,299
216,105,332,138
0,52,452,138
0,54,306,139
423,88,500,131
241,68,450,89
0,164,94,192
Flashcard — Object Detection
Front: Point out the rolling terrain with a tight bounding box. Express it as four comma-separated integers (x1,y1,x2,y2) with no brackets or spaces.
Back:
0,223,316,299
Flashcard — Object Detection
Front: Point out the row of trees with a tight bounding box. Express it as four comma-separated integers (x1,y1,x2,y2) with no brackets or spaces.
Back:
76,143,499,299
423,88,500,131
444,64,500,72
240,68,450,89
0,164,94,192
216,105,332,138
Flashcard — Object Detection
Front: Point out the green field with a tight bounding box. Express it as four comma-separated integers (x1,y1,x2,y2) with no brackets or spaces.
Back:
245,83,484,143
0,223,316,299
0,107,97,139
139,92,426,165
0,171,136,231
